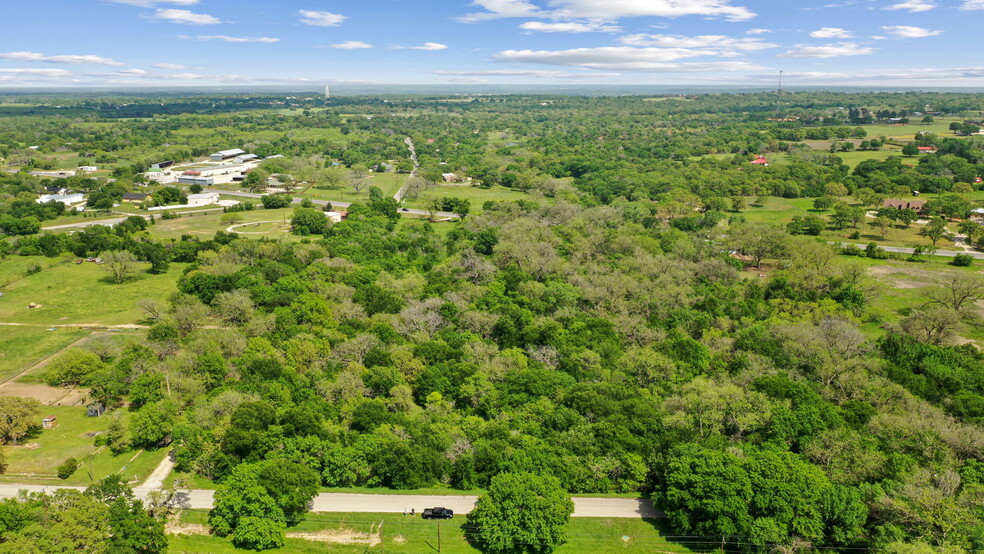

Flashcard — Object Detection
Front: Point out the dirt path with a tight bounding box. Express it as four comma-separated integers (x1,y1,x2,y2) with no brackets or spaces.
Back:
140,451,175,489
393,137,420,202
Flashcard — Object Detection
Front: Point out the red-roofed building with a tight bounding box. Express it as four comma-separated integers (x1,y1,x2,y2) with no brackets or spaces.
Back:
975,177,983,184
917,146,938,154
750,156,769,166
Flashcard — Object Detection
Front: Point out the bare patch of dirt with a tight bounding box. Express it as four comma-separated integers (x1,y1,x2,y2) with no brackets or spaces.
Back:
0,383,76,405
166,521,210,536
392,535,406,544
287,529,381,547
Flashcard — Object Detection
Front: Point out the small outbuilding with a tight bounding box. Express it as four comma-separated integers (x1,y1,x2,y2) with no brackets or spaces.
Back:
122,193,151,204
42,416,57,429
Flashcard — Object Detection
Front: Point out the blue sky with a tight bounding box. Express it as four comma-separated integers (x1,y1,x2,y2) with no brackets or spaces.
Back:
2,0,983,88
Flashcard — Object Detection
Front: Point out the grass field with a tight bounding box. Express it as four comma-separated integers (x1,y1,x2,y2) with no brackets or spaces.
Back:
0,326,91,383
300,172,407,203
402,184,535,214
148,207,295,240
169,510,700,554
0,255,185,326
737,196,959,249
0,405,168,486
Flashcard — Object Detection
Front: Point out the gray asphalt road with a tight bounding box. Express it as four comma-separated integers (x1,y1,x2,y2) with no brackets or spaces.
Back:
836,243,984,259
0,484,659,518
207,189,459,220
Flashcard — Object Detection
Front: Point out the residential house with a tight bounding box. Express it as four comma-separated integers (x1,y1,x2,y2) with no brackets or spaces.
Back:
882,199,926,213
750,156,769,166
917,146,938,154
121,192,151,204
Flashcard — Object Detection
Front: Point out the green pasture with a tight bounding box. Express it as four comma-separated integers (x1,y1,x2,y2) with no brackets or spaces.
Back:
0,326,90,383
169,510,698,554
0,405,168,486
300,171,406,203
737,196,956,249
149,207,294,240
402,184,535,214
0,255,184,326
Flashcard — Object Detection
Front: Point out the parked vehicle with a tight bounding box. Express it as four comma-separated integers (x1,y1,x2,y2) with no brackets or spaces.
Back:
422,507,453,519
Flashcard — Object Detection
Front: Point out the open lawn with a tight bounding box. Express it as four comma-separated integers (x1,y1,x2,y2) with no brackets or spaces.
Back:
402,184,536,214
300,171,407,203
169,511,699,554
148,207,294,240
0,326,90,383
0,405,168,486
0,255,185,326
737,196,958,249
857,118,962,138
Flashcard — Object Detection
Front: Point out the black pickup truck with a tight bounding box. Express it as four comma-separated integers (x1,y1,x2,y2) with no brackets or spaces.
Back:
422,507,454,519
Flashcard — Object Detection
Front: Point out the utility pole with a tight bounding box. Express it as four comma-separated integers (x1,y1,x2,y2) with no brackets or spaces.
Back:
437,522,442,553
778,70,783,95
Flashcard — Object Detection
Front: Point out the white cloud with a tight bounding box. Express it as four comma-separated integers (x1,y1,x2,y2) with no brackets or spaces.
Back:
329,41,374,49
779,42,874,58
519,21,620,33
104,0,199,6
461,0,755,22
880,25,942,38
494,46,762,72
960,0,984,9
618,33,776,51
459,0,541,22
0,68,73,76
810,27,853,39
298,10,346,27
745,28,771,35
748,66,984,83
433,69,620,78
884,0,936,11
0,51,124,66
152,62,190,69
147,8,219,24
395,42,449,51
179,35,280,43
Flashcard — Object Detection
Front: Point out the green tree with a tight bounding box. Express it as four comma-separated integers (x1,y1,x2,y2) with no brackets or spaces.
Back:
129,401,177,448
45,350,106,387
0,397,42,444
728,223,788,269
919,217,949,248
902,143,920,157
256,460,320,525
469,472,574,554
260,194,292,209
290,207,329,235
102,250,139,283
209,463,287,549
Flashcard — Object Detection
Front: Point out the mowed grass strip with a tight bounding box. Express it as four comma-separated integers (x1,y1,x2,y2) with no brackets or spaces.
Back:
169,510,695,554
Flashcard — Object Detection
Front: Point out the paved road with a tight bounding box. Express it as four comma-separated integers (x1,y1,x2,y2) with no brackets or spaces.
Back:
0,485,659,518
207,188,459,220
837,242,984,259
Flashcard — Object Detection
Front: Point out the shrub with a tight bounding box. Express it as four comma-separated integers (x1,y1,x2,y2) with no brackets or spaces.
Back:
57,457,79,479
952,253,974,267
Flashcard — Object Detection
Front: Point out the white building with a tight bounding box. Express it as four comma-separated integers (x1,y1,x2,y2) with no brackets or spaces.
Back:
37,193,85,205
210,149,246,162
325,211,343,223
77,166,98,173
187,192,220,206
178,176,215,187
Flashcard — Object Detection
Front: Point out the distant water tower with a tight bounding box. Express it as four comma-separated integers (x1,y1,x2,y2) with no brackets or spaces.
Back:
324,84,330,99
